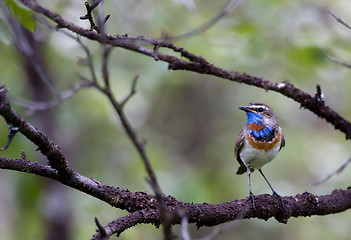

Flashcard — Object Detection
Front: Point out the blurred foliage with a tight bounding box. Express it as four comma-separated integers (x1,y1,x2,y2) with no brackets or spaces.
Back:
1,0,351,239
2,0,35,33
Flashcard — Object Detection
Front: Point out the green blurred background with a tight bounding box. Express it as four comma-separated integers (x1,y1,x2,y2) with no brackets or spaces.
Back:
1,0,351,239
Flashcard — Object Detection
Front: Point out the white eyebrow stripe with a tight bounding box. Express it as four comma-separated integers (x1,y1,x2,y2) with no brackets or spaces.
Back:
251,105,268,110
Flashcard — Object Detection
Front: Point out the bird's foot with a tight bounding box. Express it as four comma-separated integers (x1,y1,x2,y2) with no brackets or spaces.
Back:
272,191,285,208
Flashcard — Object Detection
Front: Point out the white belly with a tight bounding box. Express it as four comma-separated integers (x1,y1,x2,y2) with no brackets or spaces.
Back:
239,139,280,169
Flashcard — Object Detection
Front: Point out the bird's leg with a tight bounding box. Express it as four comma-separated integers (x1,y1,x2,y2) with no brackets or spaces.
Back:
246,167,256,210
258,169,285,208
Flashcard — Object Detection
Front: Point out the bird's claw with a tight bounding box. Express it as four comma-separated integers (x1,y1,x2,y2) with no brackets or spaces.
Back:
273,191,285,208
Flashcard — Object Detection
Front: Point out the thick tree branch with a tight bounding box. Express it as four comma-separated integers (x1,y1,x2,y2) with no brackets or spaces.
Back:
2,2,351,239
0,87,159,213
1,154,351,239
0,156,154,212
19,0,351,139
92,188,351,239
0,86,72,176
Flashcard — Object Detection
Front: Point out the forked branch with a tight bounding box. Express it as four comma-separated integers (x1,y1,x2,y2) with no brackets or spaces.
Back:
18,0,351,139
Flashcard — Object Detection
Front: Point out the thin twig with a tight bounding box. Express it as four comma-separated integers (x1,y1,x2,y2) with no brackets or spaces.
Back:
101,45,113,90
37,17,101,86
329,11,351,31
153,44,160,61
94,217,108,238
76,37,100,84
96,1,110,33
314,158,351,185
325,55,351,69
161,0,243,41
92,0,164,199
70,11,156,199
80,0,103,32
0,123,19,150
103,88,164,196
86,5,171,239
97,2,112,91
180,211,191,240
9,78,92,113
120,74,139,108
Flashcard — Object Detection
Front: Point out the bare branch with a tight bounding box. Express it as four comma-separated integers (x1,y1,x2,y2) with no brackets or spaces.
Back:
0,155,147,211
108,95,163,195
80,0,103,32
120,74,139,108
161,0,244,41
90,189,351,238
82,5,173,237
83,3,165,201
153,44,160,61
94,217,109,240
76,37,100,84
93,46,172,238
0,123,19,150
92,211,157,240
56,6,165,211
314,158,351,185
9,78,92,113
96,1,110,33
325,55,351,69
3,2,351,239
0,86,72,176
18,0,351,139
329,11,351,30
101,45,113,90
1,154,351,238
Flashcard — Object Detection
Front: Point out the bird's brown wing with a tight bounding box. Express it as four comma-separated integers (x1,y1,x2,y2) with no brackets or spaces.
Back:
235,128,247,175
279,126,285,150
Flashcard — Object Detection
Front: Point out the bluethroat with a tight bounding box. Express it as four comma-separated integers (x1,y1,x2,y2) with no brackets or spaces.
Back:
235,102,285,209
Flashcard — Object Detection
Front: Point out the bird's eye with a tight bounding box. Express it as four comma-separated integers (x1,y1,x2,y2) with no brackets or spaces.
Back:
257,107,264,112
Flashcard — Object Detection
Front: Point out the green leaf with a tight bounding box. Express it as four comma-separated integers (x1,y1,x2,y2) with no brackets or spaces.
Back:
0,18,11,44
4,0,36,32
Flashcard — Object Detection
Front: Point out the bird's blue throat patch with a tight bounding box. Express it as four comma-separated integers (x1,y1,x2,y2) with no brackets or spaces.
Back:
245,111,263,125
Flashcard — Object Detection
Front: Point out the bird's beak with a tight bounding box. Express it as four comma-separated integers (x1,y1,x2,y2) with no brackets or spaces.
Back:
239,106,255,113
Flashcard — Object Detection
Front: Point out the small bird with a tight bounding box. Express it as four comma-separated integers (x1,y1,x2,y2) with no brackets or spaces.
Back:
235,102,285,209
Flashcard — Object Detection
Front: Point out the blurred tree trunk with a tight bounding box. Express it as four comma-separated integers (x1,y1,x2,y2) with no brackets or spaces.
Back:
18,26,71,240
